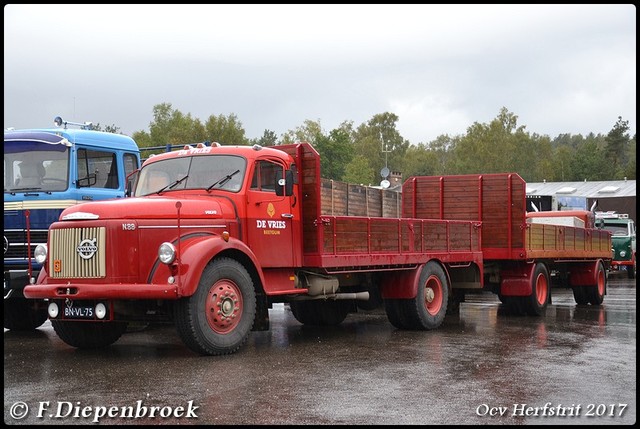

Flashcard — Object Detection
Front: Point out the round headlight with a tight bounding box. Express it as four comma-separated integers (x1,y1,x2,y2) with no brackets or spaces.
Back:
619,250,626,258
158,242,176,264
34,244,48,264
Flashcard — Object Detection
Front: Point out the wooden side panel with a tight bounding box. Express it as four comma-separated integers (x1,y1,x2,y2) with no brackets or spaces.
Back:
525,224,612,259
320,178,399,218
402,173,527,255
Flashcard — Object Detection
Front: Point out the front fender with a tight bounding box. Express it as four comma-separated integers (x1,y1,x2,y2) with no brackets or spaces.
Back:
165,235,265,297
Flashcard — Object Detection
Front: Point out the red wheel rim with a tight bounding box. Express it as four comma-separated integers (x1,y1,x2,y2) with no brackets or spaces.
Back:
205,279,243,334
424,275,443,316
535,272,548,306
596,267,605,296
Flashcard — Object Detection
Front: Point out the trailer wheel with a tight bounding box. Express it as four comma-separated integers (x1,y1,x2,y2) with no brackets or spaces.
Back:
290,300,350,326
400,262,449,330
174,257,256,356
572,286,589,305
522,263,550,316
586,261,606,306
51,321,128,348
3,297,48,331
384,299,412,329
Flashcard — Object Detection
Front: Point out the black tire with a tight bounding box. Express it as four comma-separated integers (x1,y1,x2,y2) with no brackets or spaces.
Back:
384,298,412,329
628,256,636,279
51,320,128,348
290,300,350,326
390,262,449,330
174,258,256,356
446,289,465,315
522,263,550,316
3,297,48,331
572,286,589,305
586,261,607,306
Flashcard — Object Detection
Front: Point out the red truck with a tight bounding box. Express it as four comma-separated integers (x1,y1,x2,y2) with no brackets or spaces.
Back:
24,142,612,355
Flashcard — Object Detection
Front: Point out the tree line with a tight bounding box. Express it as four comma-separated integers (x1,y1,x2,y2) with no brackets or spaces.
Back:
96,103,636,184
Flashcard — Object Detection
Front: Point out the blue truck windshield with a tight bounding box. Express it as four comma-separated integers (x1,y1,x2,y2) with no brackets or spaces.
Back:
4,138,70,193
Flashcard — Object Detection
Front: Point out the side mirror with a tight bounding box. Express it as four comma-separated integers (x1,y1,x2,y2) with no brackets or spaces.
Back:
125,170,139,197
275,169,294,197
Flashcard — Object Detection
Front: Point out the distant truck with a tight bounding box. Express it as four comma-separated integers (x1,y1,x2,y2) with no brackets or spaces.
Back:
596,211,636,279
24,142,611,355
4,118,140,330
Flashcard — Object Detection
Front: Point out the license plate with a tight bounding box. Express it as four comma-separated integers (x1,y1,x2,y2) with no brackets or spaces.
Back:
63,303,95,320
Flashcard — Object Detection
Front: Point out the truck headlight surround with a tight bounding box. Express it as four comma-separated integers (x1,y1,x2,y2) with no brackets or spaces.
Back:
34,244,48,264
158,242,177,265
619,250,626,258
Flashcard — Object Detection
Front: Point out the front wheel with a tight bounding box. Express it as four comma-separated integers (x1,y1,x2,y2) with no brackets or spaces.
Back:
52,320,128,348
174,258,256,356
628,256,636,279
4,297,48,331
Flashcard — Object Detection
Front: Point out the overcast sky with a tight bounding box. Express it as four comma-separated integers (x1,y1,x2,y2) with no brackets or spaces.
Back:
4,4,636,144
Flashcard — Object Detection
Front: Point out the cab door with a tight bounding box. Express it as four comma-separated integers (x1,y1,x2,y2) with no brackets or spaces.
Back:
246,159,295,267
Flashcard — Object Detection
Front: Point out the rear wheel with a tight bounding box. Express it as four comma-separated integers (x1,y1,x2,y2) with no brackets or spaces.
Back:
52,321,128,348
522,263,550,316
174,258,256,356
386,262,449,330
572,286,589,305
586,261,606,306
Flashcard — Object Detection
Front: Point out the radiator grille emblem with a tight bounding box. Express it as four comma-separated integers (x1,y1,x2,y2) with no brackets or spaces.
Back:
77,238,98,260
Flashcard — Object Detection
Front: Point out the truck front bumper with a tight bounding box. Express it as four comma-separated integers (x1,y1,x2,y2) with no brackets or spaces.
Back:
24,282,180,300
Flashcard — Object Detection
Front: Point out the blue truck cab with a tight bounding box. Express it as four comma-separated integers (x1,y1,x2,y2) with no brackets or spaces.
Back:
4,119,140,330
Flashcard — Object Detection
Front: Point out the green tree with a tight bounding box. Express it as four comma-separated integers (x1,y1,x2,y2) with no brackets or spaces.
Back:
352,112,409,184
315,126,354,180
204,113,248,145
343,155,375,185
256,129,278,147
605,116,631,178
133,103,207,150
568,134,609,181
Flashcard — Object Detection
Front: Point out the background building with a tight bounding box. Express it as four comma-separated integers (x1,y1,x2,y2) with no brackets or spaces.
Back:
526,179,636,223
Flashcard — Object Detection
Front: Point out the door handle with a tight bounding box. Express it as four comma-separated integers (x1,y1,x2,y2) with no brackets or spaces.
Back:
281,213,294,219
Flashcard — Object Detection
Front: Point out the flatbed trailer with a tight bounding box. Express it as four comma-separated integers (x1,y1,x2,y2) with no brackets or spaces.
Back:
24,142,611,355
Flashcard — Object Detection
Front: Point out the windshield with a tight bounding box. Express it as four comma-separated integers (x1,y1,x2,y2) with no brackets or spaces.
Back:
4,139,70,193
602,224,630,236
135,155,246,196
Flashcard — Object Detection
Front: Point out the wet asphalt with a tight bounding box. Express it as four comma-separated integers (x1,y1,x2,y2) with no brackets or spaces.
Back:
4,276,636,425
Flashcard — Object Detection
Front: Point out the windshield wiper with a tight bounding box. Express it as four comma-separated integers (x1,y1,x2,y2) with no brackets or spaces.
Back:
206,170,240,192
156,175,189,194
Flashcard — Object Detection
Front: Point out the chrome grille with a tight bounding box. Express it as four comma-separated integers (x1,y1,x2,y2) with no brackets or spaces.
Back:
49,227,106,278
4,229,49,259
